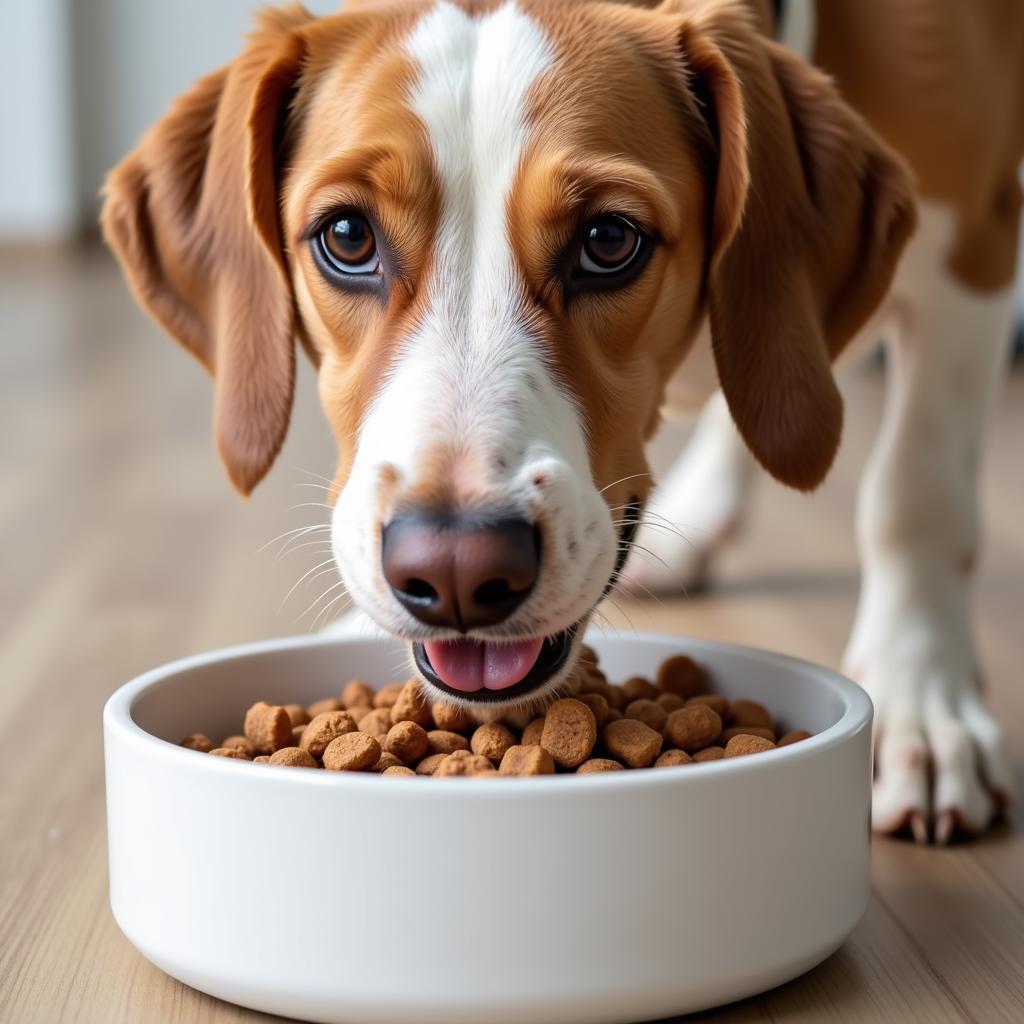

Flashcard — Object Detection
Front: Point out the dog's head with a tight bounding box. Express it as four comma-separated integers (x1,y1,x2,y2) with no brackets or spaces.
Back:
103,0,913,709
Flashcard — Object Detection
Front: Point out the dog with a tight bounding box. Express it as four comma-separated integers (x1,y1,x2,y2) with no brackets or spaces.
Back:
101,0,1022,842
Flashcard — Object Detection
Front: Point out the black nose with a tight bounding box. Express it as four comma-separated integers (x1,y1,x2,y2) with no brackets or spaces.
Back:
381,514,540,631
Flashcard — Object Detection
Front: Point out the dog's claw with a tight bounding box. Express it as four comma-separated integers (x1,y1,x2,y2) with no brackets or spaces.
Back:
909,811,930,845
934,811,955,846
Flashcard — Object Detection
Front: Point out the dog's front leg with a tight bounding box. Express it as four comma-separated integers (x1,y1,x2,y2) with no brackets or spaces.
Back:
845,202,1018,842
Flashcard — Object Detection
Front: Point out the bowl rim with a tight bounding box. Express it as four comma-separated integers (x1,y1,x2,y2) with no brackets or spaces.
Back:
103,631,872,795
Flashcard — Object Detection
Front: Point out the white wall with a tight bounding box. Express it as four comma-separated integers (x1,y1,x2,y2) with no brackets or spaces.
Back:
0,0,76,240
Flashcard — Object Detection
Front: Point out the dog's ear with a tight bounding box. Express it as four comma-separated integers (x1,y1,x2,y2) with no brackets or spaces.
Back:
101,6,314,495
670,2,915,490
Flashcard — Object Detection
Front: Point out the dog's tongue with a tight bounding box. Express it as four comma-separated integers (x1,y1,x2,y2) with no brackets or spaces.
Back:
423,637,545,692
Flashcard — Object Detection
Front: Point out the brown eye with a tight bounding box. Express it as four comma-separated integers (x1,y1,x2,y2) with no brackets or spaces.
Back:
319,213,379,274
578,215,643,275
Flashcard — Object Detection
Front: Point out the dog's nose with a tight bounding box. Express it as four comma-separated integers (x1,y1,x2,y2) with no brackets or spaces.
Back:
381,515,540,631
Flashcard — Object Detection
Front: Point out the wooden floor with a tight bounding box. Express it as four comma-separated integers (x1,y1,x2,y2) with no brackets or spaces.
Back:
1,247,1022,1023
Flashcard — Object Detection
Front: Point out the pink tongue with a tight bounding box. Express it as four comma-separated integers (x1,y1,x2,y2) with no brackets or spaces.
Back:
423,637,545,692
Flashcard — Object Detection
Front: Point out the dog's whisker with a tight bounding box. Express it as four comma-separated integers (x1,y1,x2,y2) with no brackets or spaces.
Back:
279,557,340,612
599,472,652,496
287,501,337,513
296,578,349,624
257,522,331,555
291,465,337,487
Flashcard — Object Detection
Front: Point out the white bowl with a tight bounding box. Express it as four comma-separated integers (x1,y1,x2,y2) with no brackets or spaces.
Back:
104,632,871,1023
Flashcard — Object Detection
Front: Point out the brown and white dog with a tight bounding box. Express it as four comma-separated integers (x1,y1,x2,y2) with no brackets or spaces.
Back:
102,0,1023,842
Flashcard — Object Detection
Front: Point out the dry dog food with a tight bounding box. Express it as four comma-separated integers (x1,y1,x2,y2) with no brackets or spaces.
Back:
183,648,812,776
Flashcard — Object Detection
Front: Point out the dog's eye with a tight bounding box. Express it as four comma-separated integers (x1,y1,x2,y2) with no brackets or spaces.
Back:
576,215,643,277
318,213,379,275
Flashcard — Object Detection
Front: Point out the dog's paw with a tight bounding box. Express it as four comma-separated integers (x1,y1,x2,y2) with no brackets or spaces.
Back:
862,668,1013,844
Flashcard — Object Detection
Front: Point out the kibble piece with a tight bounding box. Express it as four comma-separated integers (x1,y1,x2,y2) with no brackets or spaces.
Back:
693,745,725,762
576,692,610,729
720,726,775,744
253,755,271,763
778,729,812,747
291,724,306,745
269,747,318,769
604,708,623,723
624,698,668,733
341,680,375,708
307,697,342,718
245,702,294,755
431,701,473,732
371,751,404,772
686,694,729,717
385,721,429,765
499,745,555,776
656,693,686,713
390,680,433,727
622,676,659,703
657,654,708,699
346,704,371,725
434,750,498,777
471,722,517,763
415,753,448,776
579,644,599,669
373,683,405,709
300,711,357,758
426,730,470,755
654,749,693,768
383,765,417,777
541,699,597,768
210,746,251,760
221,735,256,758
323,732,381,771
358,708,394,738
603,718,663,768
730,698,773,731
283,703,311,727
521,718,546,747
577,758,624,774
665,705,722,752
578,669,610,696
180,733,214,753
604,685,629,711
724,734,776,758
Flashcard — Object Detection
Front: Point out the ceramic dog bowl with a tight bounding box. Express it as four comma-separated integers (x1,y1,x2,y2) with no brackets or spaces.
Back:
104,632,871,1023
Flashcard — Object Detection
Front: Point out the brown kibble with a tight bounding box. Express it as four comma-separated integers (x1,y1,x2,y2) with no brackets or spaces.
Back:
576,692,610,729
415,753,448,776
269,746,318,769
664,704,722,752
358,708,394,738
657,654,708,699
434,750,498,777
725,734,776,758
244,702,293,754
306,697,342,718
300,711,357,758
180,733,214,753
604,685,628,711
623,698,667,733
720,726,775,744
426,730,470,755
323,732,381,771
385,721,429,765
283,703,311,727
778,729,812,747
604,707,623,723
383,765,417,777
541,699,597,768
521,718,545,746
603,718,663,768
210,746,251,760
578,668,610,696
622,676,658,703
341,680,375,708
253,755,271,763
373,683,405,709
346,704,371,724
577,758,623,774
371,751,404,773
730,698,773,731
693,745,725,762
221,735,256,758
656,693,686,713
471,722,517,762
390,680,433,727
499,745,555,776
654,749,693,768
686,694,729,717
578,644,599,669
291,724,306,745
431,701,473,732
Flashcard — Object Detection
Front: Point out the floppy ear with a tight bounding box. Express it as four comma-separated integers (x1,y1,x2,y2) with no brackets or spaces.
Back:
674,3,915,490
101,6,313,495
